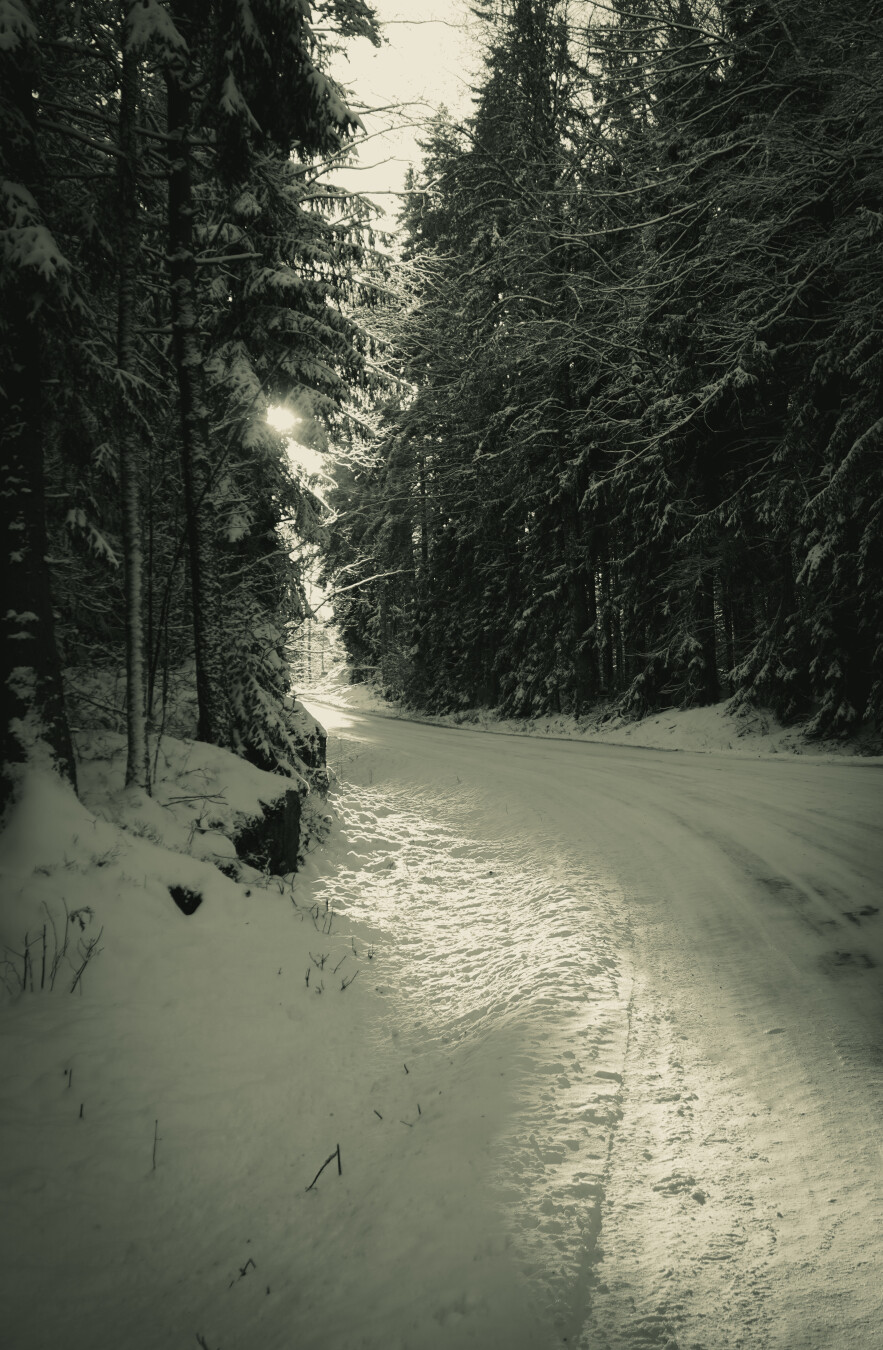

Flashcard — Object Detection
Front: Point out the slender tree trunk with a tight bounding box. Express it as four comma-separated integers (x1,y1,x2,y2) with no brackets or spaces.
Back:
576,511,600,712
0,53,76,814
165,52,228,745
720,577,736,690
600,560,615,692
418,453,429,571
561,490,596,715
612,582,625,690
557,366,598,715
117,41,150,790
697,567,720,704
1,293,78,815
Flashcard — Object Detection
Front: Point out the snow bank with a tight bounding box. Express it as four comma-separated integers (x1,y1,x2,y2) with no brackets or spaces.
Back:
74,729,307,868
302,664,882,760
0,735,540,1350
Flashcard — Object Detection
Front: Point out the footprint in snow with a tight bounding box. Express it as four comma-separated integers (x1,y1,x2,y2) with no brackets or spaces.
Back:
652,1172,699,1196
842,905,880,925
826,950,877,970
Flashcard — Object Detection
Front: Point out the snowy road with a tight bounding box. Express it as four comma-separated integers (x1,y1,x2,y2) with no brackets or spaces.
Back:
305,700,883,1350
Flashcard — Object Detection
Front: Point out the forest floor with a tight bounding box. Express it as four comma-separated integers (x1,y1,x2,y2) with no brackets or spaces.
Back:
1,687,881,1349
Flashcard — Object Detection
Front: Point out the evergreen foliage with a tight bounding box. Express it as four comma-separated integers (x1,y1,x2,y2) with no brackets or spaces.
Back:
324,0,883,737
1,0,380,813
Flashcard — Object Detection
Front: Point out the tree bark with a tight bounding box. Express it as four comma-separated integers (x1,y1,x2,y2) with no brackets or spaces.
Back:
696,567,720,704
165,48,228,746
0,50,76,814
117,39,150,789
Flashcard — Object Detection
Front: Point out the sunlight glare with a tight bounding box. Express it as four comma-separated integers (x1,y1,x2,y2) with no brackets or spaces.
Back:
267,404,328,479
267,404,298,434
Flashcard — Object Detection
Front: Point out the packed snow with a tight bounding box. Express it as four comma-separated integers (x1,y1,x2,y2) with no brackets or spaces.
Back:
1,687,882,1349
303,662,883,760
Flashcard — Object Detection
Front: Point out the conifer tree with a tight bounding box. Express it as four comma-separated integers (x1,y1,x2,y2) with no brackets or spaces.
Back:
326,0,883,738
0,1,78,812
2,0,382,819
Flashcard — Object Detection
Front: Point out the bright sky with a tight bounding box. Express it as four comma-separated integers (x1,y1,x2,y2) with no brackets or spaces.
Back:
270,2,611,455
329,1,482,225
270,4,483,469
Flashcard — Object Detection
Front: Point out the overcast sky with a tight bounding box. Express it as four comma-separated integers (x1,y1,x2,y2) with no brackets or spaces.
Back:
329,1,482,228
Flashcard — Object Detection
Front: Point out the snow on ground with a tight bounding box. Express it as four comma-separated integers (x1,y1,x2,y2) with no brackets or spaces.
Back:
306,697,883,1348
2,693,882,1349
302,663,883,760
0,734,557,1350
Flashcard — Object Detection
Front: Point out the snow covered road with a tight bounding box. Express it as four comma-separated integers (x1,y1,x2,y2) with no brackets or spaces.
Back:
306,700,883,1349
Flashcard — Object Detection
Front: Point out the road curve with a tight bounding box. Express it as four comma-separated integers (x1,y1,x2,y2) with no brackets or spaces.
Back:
306,700,883,1349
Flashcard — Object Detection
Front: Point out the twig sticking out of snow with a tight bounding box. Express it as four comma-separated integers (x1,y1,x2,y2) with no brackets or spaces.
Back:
70,927,103,993
228,1256,256,1288
305,1143,342,1191
1,902,102,997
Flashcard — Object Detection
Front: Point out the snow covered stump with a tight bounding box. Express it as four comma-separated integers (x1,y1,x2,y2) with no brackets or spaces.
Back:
234,788,302,876
231,701,328,875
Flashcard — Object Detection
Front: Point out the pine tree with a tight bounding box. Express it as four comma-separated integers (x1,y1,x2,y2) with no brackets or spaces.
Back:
0,1,78,812
326,0,883,737
3,0,383,819
116,14,150,789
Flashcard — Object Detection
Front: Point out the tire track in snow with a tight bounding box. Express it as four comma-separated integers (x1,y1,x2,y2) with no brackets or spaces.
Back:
577,979,780,1350
577,855,883,1350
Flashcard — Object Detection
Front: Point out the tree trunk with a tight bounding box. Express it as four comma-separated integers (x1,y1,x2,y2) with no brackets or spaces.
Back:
0,53,76,814
600,560,615,692
418,452,429,571
165,51,228,746
117,41,150,790
561,479,597,716
697,567,720,704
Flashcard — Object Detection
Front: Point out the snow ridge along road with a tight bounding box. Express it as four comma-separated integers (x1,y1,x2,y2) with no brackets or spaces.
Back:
306,698,883,1350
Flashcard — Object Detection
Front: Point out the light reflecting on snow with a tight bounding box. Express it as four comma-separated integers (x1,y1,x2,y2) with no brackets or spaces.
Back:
313,777,632,1331
311,703,358,733
306,702,883,1347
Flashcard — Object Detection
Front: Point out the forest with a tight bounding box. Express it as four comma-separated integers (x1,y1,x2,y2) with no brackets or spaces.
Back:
0,0,381,816
326,0,883,737
2,0,882,828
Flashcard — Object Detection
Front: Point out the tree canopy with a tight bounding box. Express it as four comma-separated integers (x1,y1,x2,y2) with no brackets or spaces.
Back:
324,0,883,737
1,0,380,812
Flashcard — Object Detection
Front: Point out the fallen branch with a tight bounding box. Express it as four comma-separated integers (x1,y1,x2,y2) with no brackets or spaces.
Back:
305,1144,342,1191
